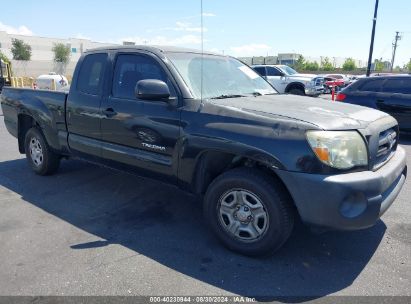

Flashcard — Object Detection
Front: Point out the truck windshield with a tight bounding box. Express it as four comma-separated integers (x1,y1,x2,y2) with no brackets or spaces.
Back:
166,52,277,99
278,65,298,76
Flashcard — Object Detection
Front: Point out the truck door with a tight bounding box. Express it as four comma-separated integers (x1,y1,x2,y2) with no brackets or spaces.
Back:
66,53,108,158
100,52,181,183
265,67,286,93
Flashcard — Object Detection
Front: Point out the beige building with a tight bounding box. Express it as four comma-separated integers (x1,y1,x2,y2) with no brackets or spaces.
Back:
0,31,115,76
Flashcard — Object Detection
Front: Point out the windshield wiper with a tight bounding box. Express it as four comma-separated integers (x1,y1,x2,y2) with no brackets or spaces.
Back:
210,94,246,99
248,92,262,96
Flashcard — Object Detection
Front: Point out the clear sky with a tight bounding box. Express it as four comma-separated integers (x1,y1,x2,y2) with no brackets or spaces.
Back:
1,0,410,65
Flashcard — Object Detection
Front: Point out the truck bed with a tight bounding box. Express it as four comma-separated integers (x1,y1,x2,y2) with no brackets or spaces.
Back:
1,87,68,152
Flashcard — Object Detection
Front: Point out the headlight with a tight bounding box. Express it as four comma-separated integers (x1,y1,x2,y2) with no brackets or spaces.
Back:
306,131,368,169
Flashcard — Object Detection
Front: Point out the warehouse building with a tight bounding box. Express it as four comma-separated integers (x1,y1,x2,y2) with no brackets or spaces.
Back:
0,31,114,76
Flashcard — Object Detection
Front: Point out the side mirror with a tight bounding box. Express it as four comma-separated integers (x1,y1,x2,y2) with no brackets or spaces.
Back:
135,79,170,101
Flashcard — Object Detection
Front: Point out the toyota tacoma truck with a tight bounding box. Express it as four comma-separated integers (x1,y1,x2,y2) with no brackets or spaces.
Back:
251,64,324,96
1,46,407,256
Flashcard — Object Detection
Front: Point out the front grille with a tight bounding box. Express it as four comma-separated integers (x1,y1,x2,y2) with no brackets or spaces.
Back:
374,127,398,169
314,77,324,87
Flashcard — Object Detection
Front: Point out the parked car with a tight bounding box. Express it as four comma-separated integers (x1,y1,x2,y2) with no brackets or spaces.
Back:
323,77,345,94
1,46,407,256
324,74,350,86
337,75,411,132
251,64,324,96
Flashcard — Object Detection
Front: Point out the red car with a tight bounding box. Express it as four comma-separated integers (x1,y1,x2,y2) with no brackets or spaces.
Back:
323,77,345,94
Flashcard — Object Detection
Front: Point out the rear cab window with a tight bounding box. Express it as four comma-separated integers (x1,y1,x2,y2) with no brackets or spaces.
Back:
77,53,108,95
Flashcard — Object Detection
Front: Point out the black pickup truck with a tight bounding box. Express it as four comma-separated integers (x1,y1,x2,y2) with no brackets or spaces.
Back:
1,46,407,256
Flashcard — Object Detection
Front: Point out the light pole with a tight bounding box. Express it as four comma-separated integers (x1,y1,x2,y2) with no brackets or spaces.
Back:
366,0,379,77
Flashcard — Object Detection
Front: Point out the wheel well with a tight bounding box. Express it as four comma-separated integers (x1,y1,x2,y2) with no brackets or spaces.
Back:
18,114,38,153
285,82,305,93
194,151,293,202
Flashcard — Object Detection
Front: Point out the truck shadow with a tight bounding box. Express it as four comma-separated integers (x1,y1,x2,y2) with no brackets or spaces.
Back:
0,158,386,302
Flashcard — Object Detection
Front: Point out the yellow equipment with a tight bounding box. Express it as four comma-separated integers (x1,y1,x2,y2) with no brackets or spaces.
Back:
0,59,12,91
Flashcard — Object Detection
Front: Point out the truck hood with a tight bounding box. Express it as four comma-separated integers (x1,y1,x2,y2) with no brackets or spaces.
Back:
212,94,392,130
294,73,318,78
285,74,318,82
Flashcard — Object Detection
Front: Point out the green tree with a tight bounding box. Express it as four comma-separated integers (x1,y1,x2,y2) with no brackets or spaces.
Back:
305,61,319,71
293,55,306,71
404,59,411,72
11,38,32,61
373,59,384,72
320,57,334,71
52,43,71,64
393,66,402,72
0,51,10,64
52,43,71,74
0,51,12,76
342,58,356,71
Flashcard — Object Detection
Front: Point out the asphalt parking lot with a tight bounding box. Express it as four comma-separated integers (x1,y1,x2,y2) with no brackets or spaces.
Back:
0,114,410,299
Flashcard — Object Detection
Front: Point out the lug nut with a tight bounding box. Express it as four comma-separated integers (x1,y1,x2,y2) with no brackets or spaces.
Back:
244,207,249,212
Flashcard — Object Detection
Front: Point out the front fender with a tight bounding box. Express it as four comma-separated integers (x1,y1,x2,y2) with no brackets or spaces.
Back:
177,134,287,193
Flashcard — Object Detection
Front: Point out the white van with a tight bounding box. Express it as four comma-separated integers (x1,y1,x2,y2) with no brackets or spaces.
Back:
35,73,69,91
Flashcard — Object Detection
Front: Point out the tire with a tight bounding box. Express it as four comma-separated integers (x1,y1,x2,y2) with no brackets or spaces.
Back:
204,167,294,256
24,127,60,175
288,88,305,96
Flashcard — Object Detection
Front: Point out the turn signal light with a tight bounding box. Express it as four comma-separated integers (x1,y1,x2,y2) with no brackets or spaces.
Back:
313,147,330,162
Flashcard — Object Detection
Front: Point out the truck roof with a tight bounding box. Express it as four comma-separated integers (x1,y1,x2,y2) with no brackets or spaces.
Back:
84,45,221,56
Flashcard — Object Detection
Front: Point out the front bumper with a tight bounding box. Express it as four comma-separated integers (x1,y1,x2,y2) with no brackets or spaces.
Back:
276,146,407,230
305,85,324,96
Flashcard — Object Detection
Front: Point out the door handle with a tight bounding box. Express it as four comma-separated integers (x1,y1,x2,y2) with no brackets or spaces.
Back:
376,99,384,104
102,108,117,117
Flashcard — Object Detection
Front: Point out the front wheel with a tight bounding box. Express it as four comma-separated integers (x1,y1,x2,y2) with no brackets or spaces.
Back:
288,88,305,96
24,127,60,175
204,168,294,256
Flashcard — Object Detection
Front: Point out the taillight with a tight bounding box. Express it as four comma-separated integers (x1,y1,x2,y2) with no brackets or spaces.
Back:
336,93,346,101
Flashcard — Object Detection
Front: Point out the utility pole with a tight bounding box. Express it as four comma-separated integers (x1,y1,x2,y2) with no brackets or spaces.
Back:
366,0,379,77
390,31,401,71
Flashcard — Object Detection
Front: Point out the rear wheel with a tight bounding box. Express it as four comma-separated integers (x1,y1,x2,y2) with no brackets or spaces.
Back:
204,168,294,256
24,127,60,175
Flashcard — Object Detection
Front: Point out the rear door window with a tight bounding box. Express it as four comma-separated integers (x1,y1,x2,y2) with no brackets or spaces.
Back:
358,79,384,92
382,78,411,94
77,53,107,95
